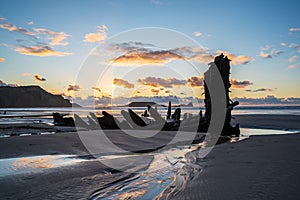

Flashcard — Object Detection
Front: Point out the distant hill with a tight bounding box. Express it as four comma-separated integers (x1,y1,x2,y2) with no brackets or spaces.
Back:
0,86,74,108
128,102,157,107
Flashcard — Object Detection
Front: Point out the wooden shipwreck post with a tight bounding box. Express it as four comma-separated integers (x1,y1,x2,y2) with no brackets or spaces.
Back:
204,53,240,136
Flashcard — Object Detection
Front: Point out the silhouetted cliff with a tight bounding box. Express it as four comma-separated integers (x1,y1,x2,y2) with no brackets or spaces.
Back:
0,86,73,108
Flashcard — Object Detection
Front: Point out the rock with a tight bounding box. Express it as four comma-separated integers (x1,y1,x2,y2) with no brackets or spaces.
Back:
53,112,75,126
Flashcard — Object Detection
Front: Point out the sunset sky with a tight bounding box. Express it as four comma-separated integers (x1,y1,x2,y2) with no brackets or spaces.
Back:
1,0,300,106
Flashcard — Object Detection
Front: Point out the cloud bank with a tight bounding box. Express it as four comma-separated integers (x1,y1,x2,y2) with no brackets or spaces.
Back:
138,77,186,88
0,17,72,57
187,76,204,87
107,42,253,66
15,45,71,57
230,79,253,89
111,51,182,66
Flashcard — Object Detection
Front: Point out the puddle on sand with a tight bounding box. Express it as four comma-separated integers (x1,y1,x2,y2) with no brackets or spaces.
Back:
230,128,297,143
90,128,298,199
90,167,176,200
0,155,85,177
89,144,203,200
240,128,296,137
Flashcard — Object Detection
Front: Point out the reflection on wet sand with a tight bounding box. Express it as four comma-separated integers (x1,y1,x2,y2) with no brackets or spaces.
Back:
89,143,204,200
0,155,85,177
118,190,148,199
13,156,55,169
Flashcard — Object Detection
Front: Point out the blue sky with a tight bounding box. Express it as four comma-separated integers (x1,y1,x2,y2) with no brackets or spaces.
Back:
0,0,300,105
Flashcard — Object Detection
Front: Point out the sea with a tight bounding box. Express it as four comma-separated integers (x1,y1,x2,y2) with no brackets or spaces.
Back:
0,105,300,124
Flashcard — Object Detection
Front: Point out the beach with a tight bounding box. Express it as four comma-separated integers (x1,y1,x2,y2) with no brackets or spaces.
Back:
2,0,300,199
0,114,299,199
174,133,300,200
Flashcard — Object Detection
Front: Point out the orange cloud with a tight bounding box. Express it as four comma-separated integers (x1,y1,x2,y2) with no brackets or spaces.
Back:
34,74,46,82
0,18,35,37
138,77,186,88
216,51,254,65
34,28,70,46
187,76,204,87
230,55,253,65
230,79,253,89
288,62,300,69
192,54,213,63
108,43,252,67
15,45,71,57
84,25,108,43
259,48,283,59
171,46,213,64
92,87,101,92
288,55,298,63
0,57,5,62
67,85,81,91
49,32,69,46
23,72,31,76
113,78,134,88
151,88,160,94
260,51,271,59
111,51,182,66
1,17,71,57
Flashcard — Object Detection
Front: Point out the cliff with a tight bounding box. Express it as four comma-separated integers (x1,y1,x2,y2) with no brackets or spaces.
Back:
0,86,73,108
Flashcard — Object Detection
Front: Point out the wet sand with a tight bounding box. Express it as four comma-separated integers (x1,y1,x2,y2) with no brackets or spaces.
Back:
0,114,299,199
0,131,87,159
174,133,300,200
172,114,300,200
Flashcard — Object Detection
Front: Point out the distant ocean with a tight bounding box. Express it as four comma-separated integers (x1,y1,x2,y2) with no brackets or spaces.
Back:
0,105,300,124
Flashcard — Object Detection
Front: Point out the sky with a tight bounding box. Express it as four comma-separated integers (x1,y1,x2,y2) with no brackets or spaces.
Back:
0,0,300,106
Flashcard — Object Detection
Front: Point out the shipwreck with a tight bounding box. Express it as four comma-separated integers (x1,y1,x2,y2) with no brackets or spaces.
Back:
54,53,240,140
